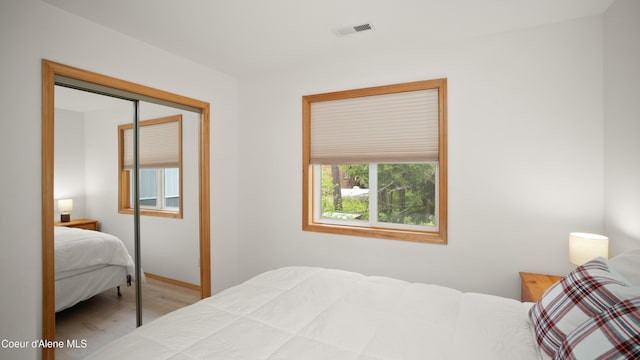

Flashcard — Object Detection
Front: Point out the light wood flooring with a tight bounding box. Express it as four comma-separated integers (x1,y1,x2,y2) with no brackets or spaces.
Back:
55,277,200,360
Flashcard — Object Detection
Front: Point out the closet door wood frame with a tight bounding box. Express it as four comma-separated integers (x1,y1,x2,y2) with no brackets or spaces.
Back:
41,59,211,360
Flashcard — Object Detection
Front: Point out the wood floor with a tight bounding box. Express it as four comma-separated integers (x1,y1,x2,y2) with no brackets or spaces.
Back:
55,277,200,360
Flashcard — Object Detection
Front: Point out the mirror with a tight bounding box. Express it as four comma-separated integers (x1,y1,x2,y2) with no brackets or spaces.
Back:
53,87,137,357
42,60,211,360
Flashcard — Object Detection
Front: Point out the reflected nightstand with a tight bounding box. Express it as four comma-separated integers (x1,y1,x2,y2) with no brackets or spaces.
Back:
54,218,99,231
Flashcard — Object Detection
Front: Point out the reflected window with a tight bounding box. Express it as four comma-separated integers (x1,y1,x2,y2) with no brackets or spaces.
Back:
130,168,179,210
118,115,183,218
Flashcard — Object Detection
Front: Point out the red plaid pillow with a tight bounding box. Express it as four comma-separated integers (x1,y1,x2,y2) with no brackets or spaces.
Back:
529,258,638,357
554,297,640,360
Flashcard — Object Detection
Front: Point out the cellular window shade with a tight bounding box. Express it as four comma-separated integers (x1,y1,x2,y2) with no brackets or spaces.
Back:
310,89,439,164
123,120,180,169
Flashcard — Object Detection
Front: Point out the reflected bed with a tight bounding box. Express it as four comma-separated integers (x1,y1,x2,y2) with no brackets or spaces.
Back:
54,226,135,312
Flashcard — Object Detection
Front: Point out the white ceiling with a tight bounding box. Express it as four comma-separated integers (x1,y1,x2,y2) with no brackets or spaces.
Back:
43,0,614,77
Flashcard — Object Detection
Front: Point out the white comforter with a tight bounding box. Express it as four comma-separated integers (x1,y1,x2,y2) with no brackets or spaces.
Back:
54,226,135,278
87,267,545,360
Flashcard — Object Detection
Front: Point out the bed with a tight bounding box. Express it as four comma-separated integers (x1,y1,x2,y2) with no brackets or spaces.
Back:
86,251,640,360
54,226,136,312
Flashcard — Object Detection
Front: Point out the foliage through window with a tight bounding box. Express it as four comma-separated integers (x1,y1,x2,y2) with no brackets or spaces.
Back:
320,163,437,227
118,115,183,218
303,79,447,243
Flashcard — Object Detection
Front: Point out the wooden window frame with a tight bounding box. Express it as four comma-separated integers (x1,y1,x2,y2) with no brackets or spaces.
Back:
118,115,183,218
302,79,448,244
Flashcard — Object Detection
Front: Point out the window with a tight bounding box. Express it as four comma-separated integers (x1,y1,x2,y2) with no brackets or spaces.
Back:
118,115,183,218
134,168,180,210
302,79,447,243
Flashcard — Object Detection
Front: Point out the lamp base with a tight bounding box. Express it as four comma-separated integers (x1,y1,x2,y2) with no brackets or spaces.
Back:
60,214,70,222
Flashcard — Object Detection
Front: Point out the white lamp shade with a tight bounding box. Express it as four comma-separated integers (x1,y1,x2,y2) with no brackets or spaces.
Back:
569,232,609,266
58,199,73,213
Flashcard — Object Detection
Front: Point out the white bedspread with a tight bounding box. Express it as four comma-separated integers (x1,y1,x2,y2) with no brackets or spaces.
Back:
54,226,134,278
87,267,544,360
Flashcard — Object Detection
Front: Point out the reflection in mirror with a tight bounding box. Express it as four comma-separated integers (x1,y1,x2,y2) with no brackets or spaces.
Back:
52,87,200,359
53,86,137,358
140,101,200,296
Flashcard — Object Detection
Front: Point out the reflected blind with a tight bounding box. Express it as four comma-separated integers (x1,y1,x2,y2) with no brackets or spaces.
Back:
123,119,180,169
310,89,439,164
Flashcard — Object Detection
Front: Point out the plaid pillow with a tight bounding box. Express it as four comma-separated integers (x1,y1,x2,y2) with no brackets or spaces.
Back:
554,297,640,360
529,258,638,357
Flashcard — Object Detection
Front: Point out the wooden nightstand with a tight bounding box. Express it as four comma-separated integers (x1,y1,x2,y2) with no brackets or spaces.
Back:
519,272,563,302
54,219,99,231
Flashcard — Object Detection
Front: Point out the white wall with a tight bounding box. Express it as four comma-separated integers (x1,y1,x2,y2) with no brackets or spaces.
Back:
603,0,640,254
0,1,239,359
236,15,606,299
54,109,87,220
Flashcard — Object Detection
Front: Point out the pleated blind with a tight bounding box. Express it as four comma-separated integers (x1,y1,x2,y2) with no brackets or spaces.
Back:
123,118,180,169
310,89,439,164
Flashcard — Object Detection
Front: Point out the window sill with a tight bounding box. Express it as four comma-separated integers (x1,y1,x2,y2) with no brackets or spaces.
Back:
303,222,447,244
119,208,182,219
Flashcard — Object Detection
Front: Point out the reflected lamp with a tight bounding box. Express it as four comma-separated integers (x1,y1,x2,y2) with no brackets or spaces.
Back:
58,199,73,223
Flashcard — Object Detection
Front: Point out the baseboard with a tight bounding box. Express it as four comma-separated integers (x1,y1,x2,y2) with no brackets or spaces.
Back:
144,272,201,292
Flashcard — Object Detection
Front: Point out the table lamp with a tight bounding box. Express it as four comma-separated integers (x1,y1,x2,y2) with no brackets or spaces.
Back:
58,199,73,223
569,232,609,266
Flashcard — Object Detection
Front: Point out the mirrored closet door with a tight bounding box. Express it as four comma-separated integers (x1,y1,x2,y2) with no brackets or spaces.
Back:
42,60,211,360
135,101,203,322
53,86,138,357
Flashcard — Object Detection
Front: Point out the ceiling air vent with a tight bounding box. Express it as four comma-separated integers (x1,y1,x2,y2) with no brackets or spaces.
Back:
335,23,374,37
